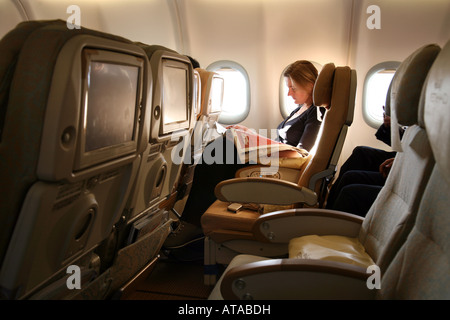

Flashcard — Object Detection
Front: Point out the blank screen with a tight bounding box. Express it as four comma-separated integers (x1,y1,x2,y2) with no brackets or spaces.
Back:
85,62,138,152
162,64,187,125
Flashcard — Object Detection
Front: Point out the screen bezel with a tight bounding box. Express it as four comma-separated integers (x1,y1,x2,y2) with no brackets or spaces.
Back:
74,48,144,171
193,70,202,119
148,50,194,143
160,59,190,135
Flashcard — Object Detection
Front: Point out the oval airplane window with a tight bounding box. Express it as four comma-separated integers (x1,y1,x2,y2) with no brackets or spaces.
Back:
279,61,322,119
206,60,250,125
363,61,400,129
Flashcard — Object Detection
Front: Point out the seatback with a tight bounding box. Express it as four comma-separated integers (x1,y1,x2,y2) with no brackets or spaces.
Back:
171,68,220,215
298,63,357,206
195,68,224,149
379,40,450,299
191,69,203,159
0,20,63,263
123,43,196,224
171,68,202,215
0,20,150,299
358,44,441,273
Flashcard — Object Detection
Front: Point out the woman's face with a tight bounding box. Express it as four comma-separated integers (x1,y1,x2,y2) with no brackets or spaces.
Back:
285,77,312,105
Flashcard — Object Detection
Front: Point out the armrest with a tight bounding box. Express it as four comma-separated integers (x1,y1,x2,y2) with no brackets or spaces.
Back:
220,258,376,300
252,208,364,243
214,177,317,206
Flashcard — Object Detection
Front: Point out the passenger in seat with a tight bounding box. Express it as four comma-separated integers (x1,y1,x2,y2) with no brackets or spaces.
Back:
164,60,325,251
325,109,403,216
276,60,325,150
327,157,395,216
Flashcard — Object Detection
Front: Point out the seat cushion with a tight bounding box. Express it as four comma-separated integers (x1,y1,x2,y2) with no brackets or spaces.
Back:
289,235,375,268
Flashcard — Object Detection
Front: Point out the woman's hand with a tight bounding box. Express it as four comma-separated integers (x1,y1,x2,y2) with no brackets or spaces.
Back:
226,124,250,132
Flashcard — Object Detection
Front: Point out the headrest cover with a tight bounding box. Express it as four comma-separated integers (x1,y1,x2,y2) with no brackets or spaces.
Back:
424,39,450,184
313,63,335,109
390,44,441,151
196,68,218,115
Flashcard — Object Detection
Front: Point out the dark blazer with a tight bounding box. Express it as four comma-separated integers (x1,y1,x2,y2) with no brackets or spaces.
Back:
277,105,325,151
375,122,404,147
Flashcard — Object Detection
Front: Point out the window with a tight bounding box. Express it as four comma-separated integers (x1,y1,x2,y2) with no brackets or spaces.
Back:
279,61,322,118
206,60,250,124
363,61,400,128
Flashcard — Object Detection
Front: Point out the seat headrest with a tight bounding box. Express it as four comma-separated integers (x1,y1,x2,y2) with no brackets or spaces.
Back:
391,44,441,127
424,39,450,184
196,67,213,80
136,43,177,59
196,68,218,116
313,63,335,109
389,44,441,151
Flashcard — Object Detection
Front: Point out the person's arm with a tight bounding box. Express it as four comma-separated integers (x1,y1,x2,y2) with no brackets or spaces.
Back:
295,107,323,151
375,107,392,146
226,124,250,132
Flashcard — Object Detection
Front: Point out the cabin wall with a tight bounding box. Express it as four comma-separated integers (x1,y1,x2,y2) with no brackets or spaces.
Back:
344,0,450,162
1,0,182,50
1,0,449,167
0,0,26,39
179,0,354,131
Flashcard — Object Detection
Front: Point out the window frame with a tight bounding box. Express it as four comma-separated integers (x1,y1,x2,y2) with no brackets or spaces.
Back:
206,60,251,125
362,61,400,129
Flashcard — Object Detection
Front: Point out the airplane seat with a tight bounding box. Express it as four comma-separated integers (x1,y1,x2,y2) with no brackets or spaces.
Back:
98,43,198,298
195,68,225,148
171,68,225,218
207,42,442,299
168,70,200,217
300,63,357,205
189,68,203,162
0,20,64,260
125,43,197,220
0,20,150,299
378,39,450,299
233,62,356,206
200,62,357,284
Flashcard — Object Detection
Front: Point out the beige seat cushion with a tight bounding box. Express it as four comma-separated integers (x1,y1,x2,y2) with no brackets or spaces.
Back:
289,235,375,268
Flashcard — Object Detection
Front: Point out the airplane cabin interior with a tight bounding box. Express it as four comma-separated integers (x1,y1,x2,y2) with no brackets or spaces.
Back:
0,0,449,305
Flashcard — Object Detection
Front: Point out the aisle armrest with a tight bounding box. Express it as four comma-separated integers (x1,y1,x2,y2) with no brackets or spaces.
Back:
219,258,375,300
252,208,364,243
214,177,317,206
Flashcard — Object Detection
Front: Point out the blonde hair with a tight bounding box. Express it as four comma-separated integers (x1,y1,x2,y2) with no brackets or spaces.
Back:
283,60,318,90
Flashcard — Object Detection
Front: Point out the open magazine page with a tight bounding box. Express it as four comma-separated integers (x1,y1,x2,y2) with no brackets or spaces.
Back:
227,126,309,169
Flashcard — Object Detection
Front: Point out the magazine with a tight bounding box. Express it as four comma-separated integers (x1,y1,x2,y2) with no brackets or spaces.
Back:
227,126,309,168
127,209,169,245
